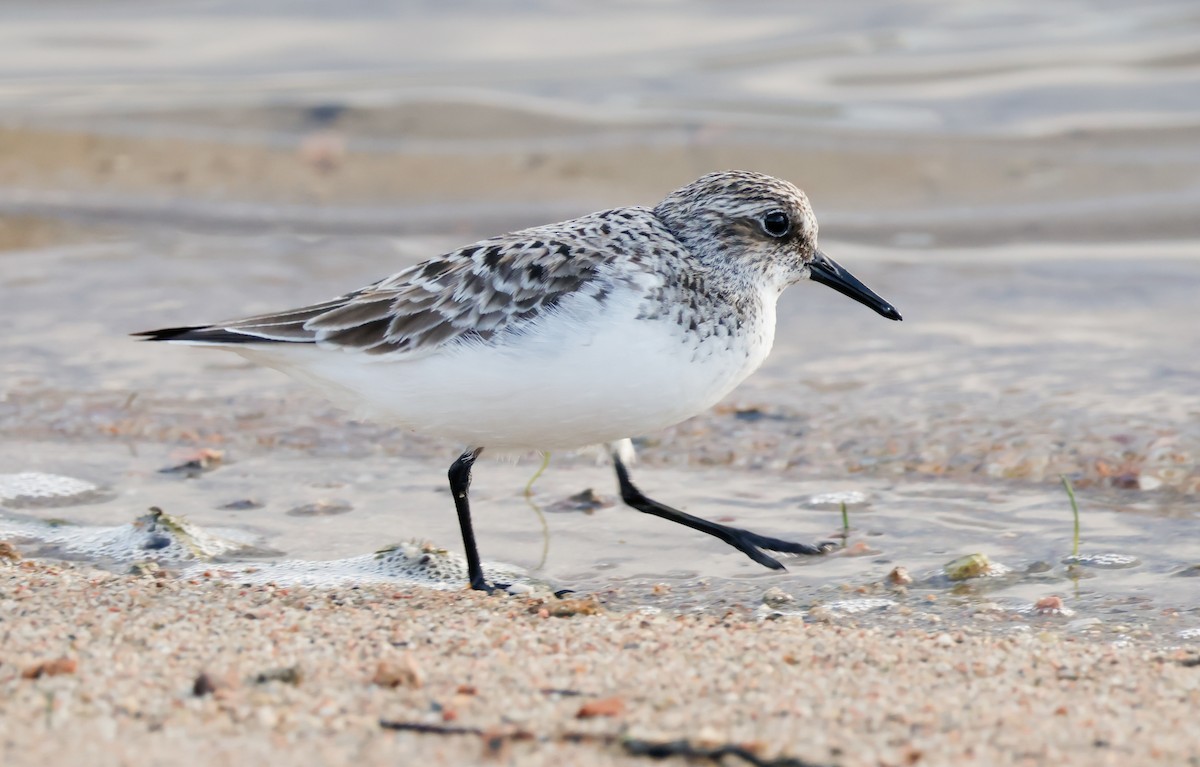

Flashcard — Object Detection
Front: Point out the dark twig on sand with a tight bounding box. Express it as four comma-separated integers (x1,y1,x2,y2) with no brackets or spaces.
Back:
378,719,834,767
379,721,488,736
624,737,832,766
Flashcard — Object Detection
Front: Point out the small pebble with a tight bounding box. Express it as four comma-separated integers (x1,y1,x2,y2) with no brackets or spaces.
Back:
1034,596,1065,615
21,657,77,679
887,566,913,586
576,696,625,718
193,672,218,697
545,488,614,514
761,587,795,608
0,541,21,562
286,500,353,517
372,655,422,689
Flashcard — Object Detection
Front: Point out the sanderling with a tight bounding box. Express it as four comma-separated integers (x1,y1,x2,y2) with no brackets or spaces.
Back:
137,170,901,592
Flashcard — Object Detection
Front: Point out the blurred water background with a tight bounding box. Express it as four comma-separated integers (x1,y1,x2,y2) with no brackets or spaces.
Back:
1,0,1198,632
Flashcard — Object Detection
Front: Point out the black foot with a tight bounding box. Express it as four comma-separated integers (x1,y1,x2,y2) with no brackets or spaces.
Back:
468,577,511,595
724,529,837,570
612,456,832,570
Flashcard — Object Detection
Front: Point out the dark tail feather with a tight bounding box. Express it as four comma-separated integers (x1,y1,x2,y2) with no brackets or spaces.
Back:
132,326,288,344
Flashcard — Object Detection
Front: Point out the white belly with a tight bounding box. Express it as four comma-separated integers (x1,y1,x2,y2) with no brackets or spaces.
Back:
236,292,777,451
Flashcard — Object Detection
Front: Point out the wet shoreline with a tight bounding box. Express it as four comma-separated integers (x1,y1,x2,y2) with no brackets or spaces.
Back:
3,218,1198,633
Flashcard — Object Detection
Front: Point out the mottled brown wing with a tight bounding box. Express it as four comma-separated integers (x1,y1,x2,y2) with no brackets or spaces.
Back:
187,232,620,356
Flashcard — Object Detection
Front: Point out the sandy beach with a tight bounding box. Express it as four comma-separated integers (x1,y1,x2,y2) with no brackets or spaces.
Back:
2,556,1198,767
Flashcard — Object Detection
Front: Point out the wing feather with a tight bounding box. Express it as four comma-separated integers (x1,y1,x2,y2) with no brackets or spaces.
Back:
137,208,672,356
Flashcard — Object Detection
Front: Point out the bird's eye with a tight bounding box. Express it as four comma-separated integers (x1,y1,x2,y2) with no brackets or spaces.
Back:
761,210,791,238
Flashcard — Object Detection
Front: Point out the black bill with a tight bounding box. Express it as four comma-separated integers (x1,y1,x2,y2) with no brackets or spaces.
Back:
808,250,902,321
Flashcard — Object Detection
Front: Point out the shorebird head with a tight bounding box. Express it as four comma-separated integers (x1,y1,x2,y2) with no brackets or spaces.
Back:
654,170,902,321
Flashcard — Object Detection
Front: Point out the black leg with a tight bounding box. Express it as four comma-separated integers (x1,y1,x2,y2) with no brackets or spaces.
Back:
448,447,496,592
612,454,832,569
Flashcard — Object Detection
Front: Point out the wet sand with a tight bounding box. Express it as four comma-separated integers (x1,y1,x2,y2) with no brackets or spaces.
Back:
2,119,1199,245
3,557,1198,767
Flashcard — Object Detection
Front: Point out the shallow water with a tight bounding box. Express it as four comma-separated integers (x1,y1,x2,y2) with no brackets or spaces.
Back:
1,1,1198,638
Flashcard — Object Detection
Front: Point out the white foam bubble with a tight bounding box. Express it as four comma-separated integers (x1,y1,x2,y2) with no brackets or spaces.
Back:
0,508,255,562
183,540,542,593
0,472,99,505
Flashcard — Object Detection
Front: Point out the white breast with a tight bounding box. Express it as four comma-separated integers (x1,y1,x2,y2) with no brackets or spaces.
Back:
235,285,779,451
